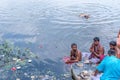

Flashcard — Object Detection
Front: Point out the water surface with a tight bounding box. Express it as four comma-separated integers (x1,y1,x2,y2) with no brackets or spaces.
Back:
0,0,120,79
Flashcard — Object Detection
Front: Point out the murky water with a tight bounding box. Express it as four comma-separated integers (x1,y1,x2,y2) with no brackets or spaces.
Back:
0,0,120,79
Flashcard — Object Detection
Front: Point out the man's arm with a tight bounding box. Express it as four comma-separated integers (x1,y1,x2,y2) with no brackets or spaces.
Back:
75,51,82,61
117,30,120,38
65,59,79,64
79,51,82,61
93,47,104,58
94,57,106,76
94,64,104,76
70,50,72,59
94,70,99,76
117,31,120,49
117,40,120,49
89,43,94,53
66,51,81,63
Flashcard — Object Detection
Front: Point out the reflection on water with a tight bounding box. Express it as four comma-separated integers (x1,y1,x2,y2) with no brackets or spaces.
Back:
0,0,120,79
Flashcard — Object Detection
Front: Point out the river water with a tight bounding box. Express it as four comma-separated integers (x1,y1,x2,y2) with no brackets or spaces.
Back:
0,0,120,79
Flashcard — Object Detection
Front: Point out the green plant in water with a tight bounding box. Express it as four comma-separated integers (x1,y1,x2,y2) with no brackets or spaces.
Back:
0,40,37,68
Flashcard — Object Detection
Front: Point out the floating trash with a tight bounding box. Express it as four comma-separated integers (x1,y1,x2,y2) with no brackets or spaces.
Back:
76,63,84,67
84,60,90,64
13,58,17,61
31,75,35,79
0,55,5,57
0,41,40,79
16,78,20,80
63,73,70,78
16,59,21,62
28,59,32,63
11,67,16,71
43,75,49,79
24,73,28,76
16,66,21,70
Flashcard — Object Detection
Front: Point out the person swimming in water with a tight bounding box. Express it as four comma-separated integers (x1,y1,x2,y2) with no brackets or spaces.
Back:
65,43,82,64
79,13,90,19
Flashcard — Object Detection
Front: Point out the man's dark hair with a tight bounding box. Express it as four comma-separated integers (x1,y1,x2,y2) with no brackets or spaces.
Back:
71,43,77,48
93,37,100,41
109,41,116,46
108,49,116,55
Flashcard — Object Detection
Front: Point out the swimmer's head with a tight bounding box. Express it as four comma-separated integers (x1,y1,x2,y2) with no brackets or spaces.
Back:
84,15,89,19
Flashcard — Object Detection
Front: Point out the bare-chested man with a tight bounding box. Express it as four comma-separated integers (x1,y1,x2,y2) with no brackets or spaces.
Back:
66,43,82,64
89,37,104,63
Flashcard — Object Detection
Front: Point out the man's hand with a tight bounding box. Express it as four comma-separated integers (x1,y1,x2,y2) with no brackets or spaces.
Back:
94,70,99,76
65,60,70,64
65,59,78,64
90,49,94,53
93,52,100,58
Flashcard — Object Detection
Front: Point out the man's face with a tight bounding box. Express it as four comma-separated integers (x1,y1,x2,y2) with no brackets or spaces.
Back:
72,45,77,51
110,45,115,49
94,41,99,45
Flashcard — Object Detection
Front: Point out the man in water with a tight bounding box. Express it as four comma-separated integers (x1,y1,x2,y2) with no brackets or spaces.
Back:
94,49,120,80
110,41,120,59
66,43,82,64
89,37,104,63
79,13,90,19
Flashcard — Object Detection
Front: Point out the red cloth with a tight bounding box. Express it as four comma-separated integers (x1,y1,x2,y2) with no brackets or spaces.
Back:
100,54,105,61
11,67,16,71
63,56,74,64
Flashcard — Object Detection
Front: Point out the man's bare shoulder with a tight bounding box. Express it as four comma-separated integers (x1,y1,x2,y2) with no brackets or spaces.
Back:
77,50,81,54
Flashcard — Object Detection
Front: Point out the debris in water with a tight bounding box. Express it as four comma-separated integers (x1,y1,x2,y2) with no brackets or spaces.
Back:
13,58,17,61
28,59,32,63
16,78,20,80
11,67,16,71
16,66,21,70
31,75,35,79
63,73,70,78
76,63,83,67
